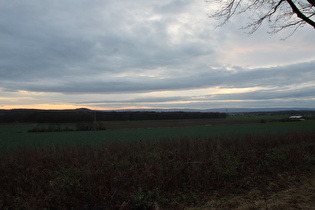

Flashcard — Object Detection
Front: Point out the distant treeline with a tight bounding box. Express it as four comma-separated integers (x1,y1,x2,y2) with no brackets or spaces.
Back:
0,109,227,123
239,110,315,116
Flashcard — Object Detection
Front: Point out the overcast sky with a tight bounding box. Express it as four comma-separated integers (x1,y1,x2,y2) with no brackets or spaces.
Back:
1,0,315,110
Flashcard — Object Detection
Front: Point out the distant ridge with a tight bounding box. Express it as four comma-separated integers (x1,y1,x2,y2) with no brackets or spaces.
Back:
1,107,315,114
114,107,315,113
203,107,315,113
0,108,93,113
74,108,93,112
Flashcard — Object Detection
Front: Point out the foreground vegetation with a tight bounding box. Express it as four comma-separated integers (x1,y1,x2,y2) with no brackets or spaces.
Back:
189,175,315,210
1,129,314,209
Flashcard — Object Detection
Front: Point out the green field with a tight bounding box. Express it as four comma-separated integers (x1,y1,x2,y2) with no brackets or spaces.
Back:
1,118,315,209
1,120,315,150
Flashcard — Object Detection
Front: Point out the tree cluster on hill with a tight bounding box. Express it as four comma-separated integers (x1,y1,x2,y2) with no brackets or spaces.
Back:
0,109,227,123
0,110,93,123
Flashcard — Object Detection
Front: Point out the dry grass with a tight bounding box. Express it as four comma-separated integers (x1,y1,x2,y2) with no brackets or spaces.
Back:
190,175,315,210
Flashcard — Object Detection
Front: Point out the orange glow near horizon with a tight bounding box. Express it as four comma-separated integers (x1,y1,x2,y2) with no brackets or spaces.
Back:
0,87,262,111
0,87,275,111
0,104,158,111
0,104,82,110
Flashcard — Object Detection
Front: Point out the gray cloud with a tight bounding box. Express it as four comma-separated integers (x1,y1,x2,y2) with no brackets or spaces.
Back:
77,82,315,106
3,60,314,94
1,0,315,109
0,0,215,82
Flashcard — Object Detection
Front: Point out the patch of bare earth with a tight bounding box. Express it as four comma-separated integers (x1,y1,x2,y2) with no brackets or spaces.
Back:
189,176,315,210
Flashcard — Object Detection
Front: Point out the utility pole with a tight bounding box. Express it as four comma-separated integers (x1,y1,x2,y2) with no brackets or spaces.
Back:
94,111,97,124
226,108,229,119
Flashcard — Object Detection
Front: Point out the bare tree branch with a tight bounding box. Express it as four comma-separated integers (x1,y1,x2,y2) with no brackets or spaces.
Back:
208,0,315,34
286,0,315,28
306,0,315,7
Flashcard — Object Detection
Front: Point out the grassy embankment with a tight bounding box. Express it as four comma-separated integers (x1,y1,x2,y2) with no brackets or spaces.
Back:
0,119,315,209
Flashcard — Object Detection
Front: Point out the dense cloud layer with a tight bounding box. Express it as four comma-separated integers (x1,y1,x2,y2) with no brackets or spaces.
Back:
0,0,315,109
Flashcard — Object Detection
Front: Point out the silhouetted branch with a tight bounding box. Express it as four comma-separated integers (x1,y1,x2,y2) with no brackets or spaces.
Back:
208,0,315,34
